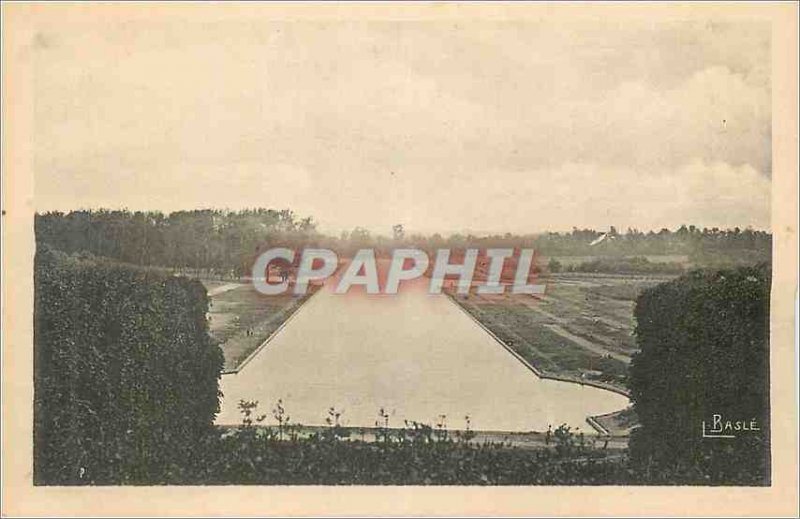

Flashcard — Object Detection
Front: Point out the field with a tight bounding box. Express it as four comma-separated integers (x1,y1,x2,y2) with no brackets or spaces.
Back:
203,281,320,373
447,269,677,399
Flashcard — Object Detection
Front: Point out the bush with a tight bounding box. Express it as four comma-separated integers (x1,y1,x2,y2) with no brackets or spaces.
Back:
569,256,685,275
34,247,224,484
628,265,770,484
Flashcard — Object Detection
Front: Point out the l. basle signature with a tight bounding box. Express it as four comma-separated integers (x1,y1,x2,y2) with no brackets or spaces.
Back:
702,414,761,439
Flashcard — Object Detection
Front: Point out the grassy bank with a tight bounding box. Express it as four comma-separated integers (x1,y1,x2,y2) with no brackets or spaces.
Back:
448,291,630,394
443,272,674,399
205,282,320,372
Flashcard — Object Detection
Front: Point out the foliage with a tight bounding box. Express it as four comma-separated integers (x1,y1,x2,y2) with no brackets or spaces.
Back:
34,246,224,484
35,208,318,277
628,264,771,484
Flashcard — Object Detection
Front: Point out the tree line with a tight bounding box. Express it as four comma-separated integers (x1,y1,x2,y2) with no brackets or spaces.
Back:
35,209,319,278
36,210,771,275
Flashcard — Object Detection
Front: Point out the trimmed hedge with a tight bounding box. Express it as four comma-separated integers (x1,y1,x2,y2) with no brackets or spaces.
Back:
628,264,770,484
34,247,224,484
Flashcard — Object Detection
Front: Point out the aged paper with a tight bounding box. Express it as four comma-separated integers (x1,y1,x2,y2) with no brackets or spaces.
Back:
2,2,798,517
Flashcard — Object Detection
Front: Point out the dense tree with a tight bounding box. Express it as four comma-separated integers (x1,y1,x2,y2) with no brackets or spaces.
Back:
628,265,771,484
35,209,320,277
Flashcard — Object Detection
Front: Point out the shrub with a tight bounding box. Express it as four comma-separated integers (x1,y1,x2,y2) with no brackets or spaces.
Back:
569,256,685,275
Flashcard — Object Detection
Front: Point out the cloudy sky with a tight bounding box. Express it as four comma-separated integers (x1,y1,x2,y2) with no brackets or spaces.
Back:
32,12,771,234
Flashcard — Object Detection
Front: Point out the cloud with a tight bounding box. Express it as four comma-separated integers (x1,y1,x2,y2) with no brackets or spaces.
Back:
408,160,770,235
554,65,772,173
32,19,771,233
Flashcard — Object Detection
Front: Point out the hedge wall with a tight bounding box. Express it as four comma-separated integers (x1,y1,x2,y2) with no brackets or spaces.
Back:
628,264,771,484
34,247,224,484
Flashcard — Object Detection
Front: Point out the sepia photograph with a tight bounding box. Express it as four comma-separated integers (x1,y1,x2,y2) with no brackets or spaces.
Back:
2,2,798,517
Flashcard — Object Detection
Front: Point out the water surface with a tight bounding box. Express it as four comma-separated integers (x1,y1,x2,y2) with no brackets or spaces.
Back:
217,277,628,432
